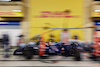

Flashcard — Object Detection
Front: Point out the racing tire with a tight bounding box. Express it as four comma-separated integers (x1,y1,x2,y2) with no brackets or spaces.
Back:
74,50,81,61
23,50,33,59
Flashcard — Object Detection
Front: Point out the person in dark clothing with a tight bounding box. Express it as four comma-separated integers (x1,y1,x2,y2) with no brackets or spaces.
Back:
72,33,79,40
0,38,3,48
2,34,10,58
3,35,9,45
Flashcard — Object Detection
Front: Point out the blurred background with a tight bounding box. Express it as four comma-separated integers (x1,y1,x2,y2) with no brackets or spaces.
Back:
0,0,100,67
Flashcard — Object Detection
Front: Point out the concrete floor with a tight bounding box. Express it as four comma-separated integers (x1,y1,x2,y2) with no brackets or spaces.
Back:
0,55,100,67
0,48,100,67
0,60,100,67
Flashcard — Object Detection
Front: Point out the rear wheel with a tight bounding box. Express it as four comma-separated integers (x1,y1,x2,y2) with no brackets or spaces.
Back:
74,50,81,61
23,50,33,59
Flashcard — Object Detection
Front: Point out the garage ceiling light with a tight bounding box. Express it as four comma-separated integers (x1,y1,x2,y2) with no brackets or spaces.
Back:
94,10,100,12
12,10,22,12
0,0,11,2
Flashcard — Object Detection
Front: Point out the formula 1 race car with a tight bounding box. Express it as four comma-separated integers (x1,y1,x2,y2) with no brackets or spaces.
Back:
13,42,83,61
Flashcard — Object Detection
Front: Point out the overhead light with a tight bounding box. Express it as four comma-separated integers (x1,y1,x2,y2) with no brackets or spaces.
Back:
12,10,22,12
0,0,11,2
94,10,100,12
0,22,8,24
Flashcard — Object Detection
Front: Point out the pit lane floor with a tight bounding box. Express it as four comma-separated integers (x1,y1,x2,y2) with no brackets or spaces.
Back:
0,48,100,67
0,59,99,67
0,55,100,67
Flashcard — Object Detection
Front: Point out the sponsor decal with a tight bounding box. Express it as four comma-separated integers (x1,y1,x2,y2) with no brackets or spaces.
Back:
34,11,79,18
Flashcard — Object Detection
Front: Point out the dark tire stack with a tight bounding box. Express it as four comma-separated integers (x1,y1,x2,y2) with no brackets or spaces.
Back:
92,55,100,61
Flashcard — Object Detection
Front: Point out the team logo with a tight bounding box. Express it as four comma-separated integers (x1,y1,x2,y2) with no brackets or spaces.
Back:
34,10,79,18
